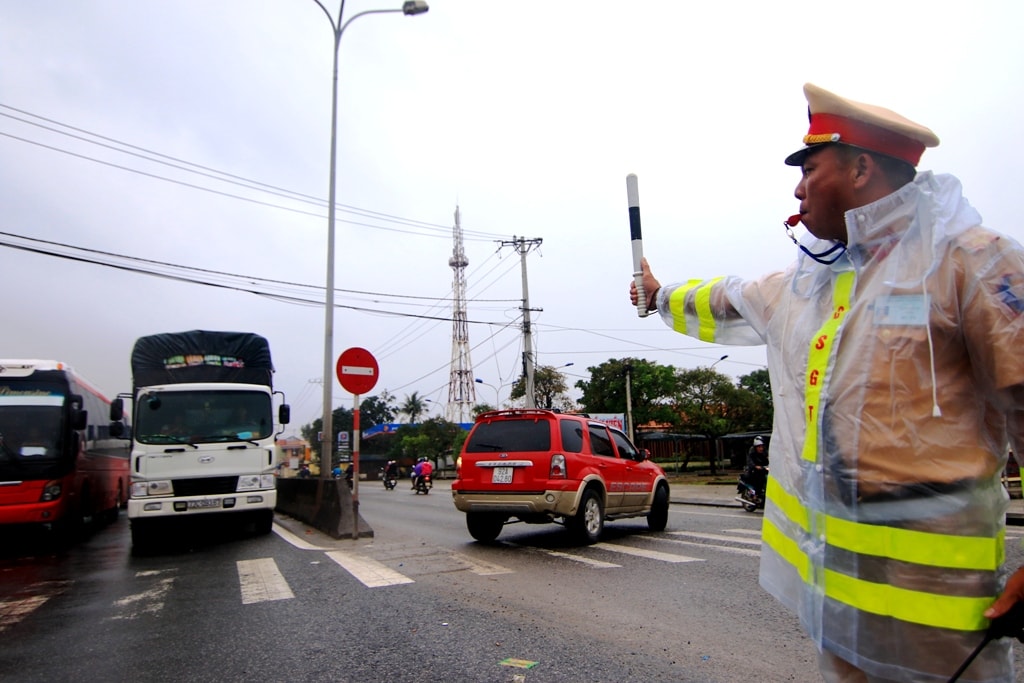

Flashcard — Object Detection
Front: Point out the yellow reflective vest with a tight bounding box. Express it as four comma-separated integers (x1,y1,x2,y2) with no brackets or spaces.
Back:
655,172,1024,682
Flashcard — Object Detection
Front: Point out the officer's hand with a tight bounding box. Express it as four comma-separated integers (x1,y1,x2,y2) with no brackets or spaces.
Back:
985,566,1024,620
629,258,662,311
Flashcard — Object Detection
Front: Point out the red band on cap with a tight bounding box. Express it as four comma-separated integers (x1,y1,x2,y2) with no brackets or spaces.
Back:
807,113,925,166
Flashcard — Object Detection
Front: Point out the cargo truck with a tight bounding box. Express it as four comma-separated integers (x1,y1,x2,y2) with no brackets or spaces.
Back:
110,330,289,549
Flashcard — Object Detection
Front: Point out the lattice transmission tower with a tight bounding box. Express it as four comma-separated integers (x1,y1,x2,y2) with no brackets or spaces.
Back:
446,206,476,423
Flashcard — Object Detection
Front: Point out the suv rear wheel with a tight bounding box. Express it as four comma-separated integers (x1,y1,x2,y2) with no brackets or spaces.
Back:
567,488,604,544
466,512,506,543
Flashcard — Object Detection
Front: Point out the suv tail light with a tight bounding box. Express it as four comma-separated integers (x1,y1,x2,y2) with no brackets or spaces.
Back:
455,456,462,478
549,454,566,479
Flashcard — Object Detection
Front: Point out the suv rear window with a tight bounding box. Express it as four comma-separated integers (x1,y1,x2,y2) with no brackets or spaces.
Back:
559,419,584,453
464,419,551,453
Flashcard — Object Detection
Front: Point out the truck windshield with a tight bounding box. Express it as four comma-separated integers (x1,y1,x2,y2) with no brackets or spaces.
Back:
134,390,273,445
0,382,66,463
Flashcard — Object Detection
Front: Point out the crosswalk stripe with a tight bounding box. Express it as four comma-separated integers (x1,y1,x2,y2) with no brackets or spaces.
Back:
659,537,761,558
238,558,295,605
668,531,762,546
594,542,704,563
326,549,415,588
0,579,72,633
502,542,622,568
449,553,514,575
724,528,763,536
541,549,621,568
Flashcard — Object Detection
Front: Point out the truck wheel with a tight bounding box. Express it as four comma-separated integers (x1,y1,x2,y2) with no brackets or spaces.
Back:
567,488,604,545
254,510,274,535
466,512,505,543
647,484,669,532
130,520,154,555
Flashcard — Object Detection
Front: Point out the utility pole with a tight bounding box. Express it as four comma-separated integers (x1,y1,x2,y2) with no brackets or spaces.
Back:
500,236,543,408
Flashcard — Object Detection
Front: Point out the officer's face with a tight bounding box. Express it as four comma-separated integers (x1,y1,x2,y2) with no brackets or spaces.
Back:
794,145,856,243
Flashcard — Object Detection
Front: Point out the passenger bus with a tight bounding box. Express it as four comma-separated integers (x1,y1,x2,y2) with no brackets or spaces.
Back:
0,359,129,536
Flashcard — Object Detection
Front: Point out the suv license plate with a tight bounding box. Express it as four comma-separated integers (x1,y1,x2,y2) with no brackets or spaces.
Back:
187,498,221,510
491,467,513,484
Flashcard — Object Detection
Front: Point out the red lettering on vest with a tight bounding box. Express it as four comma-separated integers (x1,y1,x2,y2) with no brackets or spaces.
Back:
807,405,815,421
815,334,828,350
809,369,819,386
833,305,846,320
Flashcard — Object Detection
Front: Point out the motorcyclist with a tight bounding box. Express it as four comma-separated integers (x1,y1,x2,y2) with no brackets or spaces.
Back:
413,457,433,491
740,436,769,499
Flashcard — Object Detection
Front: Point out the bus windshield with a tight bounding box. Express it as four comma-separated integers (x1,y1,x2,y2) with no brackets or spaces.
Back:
134,389,273,445
0,382,66,463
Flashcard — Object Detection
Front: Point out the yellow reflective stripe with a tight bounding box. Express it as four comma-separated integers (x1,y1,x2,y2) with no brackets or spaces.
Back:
766,476,809,531
693,277,724,342
824,569,990,631
667,278,724,341
764,480,1001,632
668,280,703,335
801,271,855,462
762,517,811,582
827,516,1005,571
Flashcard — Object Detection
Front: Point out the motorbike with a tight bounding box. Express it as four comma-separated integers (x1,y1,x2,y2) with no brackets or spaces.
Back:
414,473,432,495
381,468,397,491
735,467,767,512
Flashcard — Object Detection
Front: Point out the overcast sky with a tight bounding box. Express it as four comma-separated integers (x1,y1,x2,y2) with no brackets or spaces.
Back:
2,1,1021,433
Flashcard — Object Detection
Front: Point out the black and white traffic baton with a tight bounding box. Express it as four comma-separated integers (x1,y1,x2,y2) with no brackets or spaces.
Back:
626,173,648,318
946,601,1024,682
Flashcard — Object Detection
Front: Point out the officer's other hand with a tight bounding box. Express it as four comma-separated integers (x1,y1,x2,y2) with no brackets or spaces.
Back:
985,566,1024,620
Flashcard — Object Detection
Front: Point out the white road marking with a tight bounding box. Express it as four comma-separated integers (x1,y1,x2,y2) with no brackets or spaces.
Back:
668,530,762,546
273,522,326,551
541,550,621,568
326,549,415,588
659,537,762,558
110,570,176,620
724,528,763,536
237,558,295,605
498,541,622,568
0,580,70,634
449,553,514,575
594,542,704,563
671,508,751,519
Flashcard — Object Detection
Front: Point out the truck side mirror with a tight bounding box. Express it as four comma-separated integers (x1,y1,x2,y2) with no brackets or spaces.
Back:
110,421,124,438
279,404,291,425
110,397,123,421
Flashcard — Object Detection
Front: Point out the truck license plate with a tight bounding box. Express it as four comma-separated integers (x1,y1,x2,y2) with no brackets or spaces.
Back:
491,467,513,484
187,498,221,510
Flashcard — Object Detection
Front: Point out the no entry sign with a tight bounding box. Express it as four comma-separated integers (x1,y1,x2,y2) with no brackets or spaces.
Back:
336,347,379,395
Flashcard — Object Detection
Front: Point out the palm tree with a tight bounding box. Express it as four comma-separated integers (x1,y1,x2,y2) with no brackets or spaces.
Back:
400,391,427,424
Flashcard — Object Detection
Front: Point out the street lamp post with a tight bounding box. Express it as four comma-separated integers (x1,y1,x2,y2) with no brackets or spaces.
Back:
314,0,429,479
710,354,729,370
474,378,500,409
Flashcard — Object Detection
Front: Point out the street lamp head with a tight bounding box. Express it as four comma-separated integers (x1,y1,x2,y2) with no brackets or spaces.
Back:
403,1,429,15
474,378,483,384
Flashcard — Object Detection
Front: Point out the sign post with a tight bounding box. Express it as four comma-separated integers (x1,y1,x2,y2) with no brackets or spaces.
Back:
336,347,379,539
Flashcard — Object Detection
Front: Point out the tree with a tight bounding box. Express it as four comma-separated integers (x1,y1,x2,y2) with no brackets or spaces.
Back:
388,416,465,469
577,358,678,427
399,391,427,424
300,392,396,463
508,365,575,411
672,367,738,475
360,391,396,430
736,368,773,431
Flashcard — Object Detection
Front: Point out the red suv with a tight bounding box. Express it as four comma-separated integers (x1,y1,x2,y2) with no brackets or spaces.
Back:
451,410,670,544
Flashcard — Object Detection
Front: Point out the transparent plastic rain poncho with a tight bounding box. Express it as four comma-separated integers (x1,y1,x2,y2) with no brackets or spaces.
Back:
653,172,1024,682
